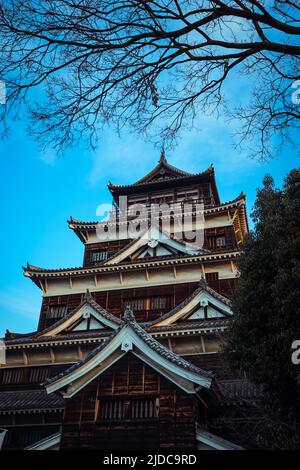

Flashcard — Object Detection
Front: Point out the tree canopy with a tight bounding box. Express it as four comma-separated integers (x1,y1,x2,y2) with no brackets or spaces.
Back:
225,168,300,449
0,1,299,156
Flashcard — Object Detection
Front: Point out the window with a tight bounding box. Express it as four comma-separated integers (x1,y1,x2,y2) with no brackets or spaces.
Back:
151,297,167,310
98,397,159,422
0,367,52,385
126,298,147,311
47,304,67,319
216,236,226,247
91,250,108,262
206,235,226,249
1,368,23,384
125,296,170,311
29,367,50,383
206,272,219,282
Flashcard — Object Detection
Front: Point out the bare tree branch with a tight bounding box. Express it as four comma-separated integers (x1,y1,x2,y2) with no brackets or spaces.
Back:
0,0,299,158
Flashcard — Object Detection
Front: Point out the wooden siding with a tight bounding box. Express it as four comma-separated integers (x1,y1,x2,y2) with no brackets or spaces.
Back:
38,280,236,330
61,355,198,450
84,240,129,267
0,365,69,390
3,424,61,450
84,226,238,268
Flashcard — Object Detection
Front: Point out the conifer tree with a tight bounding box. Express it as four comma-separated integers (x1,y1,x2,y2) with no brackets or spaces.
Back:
225,169,300,449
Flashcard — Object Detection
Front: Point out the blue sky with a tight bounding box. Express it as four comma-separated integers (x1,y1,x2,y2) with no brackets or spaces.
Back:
0,107,298,336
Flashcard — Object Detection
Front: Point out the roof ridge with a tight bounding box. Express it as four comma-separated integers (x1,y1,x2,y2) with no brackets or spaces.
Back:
108,166,213,190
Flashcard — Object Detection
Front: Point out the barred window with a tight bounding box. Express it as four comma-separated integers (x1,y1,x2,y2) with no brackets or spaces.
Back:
126,298,146,311
205,272,219,281
91,250,108,262
216,236,226,247
98,397,159,422
151,296,167,309
125,296,170,311
207,235,226,249
0,367,51,385
1,368,23,384
29,367,50,383
47,304,67,319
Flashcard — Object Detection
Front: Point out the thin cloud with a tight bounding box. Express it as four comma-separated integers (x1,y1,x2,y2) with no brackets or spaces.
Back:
40,148,58,166
0,289,39,321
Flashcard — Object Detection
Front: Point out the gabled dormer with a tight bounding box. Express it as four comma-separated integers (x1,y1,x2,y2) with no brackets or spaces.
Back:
146,279,232,327
45,307,213,397
103,225,208,265
37,291,123,337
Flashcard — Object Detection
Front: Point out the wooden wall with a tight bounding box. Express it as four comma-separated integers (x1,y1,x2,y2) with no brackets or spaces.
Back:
84,239,129,267
0,364,69,390
61,355,198,450
83,226,237,267
38,279,236,330
38,282,197,330
3,423,61,450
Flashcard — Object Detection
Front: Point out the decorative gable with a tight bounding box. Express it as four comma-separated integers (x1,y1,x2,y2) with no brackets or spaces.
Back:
135,241,175,259
183,292,230,321
67,305,107,332
147,281,232,327
38,293,123,337
45,308,212,398
132,149,191,185
187,305,226,321
104,225,208,265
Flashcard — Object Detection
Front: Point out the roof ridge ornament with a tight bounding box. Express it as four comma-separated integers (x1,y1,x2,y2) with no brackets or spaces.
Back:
159,146,167,163
123,305,136,323
84,289,92,301
199,275,208,289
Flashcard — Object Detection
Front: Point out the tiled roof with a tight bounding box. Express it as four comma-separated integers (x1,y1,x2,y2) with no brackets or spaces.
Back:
4,287,231,346
128,316,213,378
4,330,37,340
145,318,230,333
4,318,227,348
23,251,240,278
185,354,263,403
45,328,121,385
108,166,214,190
4,329,110,345
0,389,64,413
133,151,193,184
104,227,210,265
46,309,213,387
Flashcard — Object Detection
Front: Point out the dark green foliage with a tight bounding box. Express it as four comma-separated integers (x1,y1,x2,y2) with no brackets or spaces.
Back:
225,169,300,449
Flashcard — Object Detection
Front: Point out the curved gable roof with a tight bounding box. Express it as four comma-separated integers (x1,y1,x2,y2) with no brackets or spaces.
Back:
103,224,209,266
108,152,220,204
37,291,123,337
45,308,213,397
133,149,192,184
145,280,232,327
